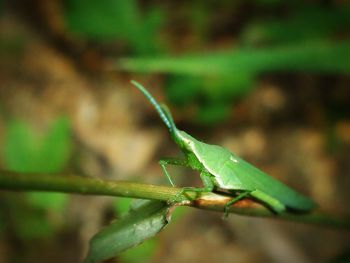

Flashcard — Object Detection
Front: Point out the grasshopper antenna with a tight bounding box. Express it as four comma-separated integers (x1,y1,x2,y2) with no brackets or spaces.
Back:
131,80,175,134
160,104,176,131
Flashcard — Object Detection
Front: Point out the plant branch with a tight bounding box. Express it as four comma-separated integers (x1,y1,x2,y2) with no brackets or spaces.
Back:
0,170,348,229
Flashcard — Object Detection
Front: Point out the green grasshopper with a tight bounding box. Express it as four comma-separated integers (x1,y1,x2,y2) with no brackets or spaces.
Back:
131,80,316,214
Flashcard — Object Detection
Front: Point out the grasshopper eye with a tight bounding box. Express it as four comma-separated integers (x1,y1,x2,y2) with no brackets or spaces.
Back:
186,140,194,148
230,156,239,163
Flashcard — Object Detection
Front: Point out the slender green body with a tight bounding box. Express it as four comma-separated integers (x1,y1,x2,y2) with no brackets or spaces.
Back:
131,80,316,213
177,131,316,211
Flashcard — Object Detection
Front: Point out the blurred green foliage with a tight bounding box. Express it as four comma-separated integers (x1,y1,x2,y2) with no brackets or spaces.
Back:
120,41,350,74
4,118,71,173
2,117,72,239
62,1,350,124
7,202,54,239
64,0,164,54
242,7,350,45
113,3,350,124
120,41,350,124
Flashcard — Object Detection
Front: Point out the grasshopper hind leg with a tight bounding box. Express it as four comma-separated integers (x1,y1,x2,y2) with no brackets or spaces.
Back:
250,189,286,214
224,189,286,217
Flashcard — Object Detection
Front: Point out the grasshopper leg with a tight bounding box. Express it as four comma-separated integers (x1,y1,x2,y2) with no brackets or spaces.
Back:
159,158,189,187
224,191,251,218
250,189,285,214
224,190,285,217
175,171,214,201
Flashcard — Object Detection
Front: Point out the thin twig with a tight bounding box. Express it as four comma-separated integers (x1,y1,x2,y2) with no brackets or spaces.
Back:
0,170,348,228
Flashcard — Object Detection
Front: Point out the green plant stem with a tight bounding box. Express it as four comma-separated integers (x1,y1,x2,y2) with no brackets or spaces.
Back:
0,170,181,201
0,170,349,229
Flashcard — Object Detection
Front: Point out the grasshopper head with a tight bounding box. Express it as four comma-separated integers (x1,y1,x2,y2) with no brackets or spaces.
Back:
160,105,196,151
174,130,197,152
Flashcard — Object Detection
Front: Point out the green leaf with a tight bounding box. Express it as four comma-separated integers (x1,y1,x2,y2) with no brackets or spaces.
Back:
10,205,54,239
40,117,71,172
119,238,157,263
196,103,231,125
242,7,350,45
165,76,202,106
64,0,164,54
3,117,71,212
113,197,133,216
3,120,39,172
26,192,68,212
3,117,71,173
119,41,350,124
118,41,350,75
85,200,171,263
